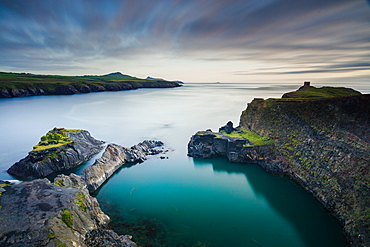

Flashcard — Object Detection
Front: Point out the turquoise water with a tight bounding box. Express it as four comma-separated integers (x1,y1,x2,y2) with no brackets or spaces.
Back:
0,83,349,246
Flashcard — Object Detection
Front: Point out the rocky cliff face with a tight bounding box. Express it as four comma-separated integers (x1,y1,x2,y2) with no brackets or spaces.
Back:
187,130,281,173
0,174,137,247
238,95,370,246
82,140,166,192
188,94,370,247
0,81,181,98
7,128,105,180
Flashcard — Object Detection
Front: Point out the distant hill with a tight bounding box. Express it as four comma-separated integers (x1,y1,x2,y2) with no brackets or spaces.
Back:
146,76,184,84
0,72,182,98
102,72,137,79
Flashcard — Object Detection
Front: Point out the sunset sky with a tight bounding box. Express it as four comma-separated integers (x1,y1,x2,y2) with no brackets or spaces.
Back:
0,0,369,84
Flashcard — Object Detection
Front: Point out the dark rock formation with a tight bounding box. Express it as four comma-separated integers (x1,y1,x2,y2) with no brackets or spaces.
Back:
188,130,276,166
7,128,105,180
81,140,166,192
188,93,370,247
218,121,236,134
0,174,137,247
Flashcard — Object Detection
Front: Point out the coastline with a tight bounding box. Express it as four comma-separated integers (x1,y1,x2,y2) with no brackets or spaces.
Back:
0,72,182,98
188,93,370,246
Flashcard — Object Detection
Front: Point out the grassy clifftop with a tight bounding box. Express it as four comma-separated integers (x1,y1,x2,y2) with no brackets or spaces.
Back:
239,87,370,246
282,82,361,99
0,72,181,98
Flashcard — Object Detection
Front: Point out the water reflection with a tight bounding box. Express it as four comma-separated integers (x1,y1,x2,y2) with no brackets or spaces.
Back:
192,157,348,247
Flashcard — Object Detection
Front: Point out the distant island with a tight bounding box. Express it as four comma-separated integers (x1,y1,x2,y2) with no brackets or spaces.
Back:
188,82,370,247
0,72,182,98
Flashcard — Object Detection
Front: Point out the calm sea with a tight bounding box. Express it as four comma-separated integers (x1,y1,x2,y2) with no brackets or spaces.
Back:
0,83,355,246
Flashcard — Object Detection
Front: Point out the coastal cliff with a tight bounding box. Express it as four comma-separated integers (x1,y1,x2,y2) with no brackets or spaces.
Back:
0,72,181,98
188,85,370,246
0,174,137,246
7,128,105,180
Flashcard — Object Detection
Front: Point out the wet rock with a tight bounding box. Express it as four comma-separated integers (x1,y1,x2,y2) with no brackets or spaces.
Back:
84,229,137,247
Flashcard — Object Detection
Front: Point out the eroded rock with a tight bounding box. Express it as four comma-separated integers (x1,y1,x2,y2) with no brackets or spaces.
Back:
82,140,166,192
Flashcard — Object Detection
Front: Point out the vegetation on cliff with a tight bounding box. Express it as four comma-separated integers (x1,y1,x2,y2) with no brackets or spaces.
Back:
33,128,77,151
216,128,274,147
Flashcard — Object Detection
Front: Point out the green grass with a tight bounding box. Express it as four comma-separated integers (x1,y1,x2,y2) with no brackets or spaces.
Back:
289,86,361,98
216,128,274,146
54,179,64,187
0,72,179,91
33,129,74,151
61,208,73,228
74,192,87,212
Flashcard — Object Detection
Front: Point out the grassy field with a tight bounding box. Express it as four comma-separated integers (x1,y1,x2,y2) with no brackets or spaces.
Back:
0,72,178,91
216,128,274,146
284,85,361,99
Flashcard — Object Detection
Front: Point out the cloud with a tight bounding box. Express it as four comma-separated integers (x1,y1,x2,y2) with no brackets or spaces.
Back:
0,0,369,83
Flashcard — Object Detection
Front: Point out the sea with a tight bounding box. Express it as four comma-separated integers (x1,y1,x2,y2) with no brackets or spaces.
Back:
2,82,365,246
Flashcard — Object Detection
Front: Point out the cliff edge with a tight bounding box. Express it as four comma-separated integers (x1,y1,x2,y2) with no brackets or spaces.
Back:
188,83,370,246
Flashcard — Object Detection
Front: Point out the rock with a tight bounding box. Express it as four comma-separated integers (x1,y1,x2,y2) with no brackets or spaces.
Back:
189,92,370,246
82,140,166,192
238,94,370,246
187,130,273,163
84,229,137,247
7,128,105,180
219,121,236,134
0,175,137,247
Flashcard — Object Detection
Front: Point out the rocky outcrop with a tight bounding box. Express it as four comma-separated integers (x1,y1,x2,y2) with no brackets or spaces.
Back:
7,128,105,180
239,94,370,246
0,174,137,247
188,130,280,171
218,121,236,134
188,92,370,246
82,140,166,192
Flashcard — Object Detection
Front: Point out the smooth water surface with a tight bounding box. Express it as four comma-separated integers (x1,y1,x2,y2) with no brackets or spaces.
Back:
0,83,349,246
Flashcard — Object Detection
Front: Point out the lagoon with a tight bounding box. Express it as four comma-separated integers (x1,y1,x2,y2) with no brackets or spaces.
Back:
0,83,350,246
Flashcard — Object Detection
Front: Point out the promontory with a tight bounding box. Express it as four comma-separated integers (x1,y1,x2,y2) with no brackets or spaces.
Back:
0,72,182,98
188,82,370,247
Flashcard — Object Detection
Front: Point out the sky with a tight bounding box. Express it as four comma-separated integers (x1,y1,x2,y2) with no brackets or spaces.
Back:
0,0,369,84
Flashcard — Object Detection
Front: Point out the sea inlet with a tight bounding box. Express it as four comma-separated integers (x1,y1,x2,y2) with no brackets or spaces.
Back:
0,83,348,246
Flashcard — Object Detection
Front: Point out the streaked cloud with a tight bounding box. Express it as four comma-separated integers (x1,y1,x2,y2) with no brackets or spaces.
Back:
0,0,369,84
